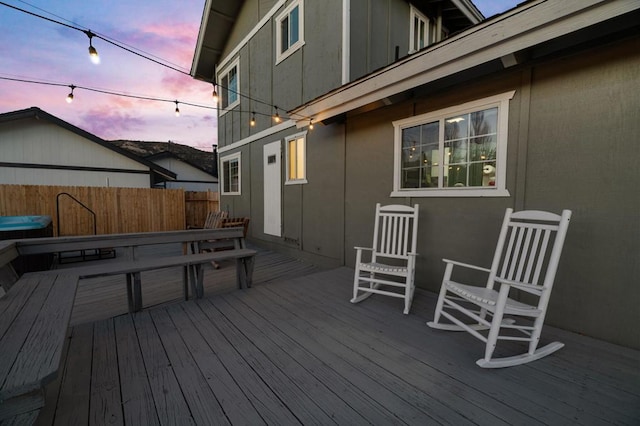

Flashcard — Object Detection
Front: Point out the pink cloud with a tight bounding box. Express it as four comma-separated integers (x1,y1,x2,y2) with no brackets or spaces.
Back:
80,107,146,139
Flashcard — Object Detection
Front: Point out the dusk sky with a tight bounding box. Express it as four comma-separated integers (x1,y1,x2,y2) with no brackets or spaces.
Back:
0,0,518,152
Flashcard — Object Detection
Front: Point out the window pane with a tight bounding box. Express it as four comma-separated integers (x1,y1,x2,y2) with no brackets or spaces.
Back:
229,159,239,192
296,138,305,178
281,16,289,53
290,6,299,45
445,164,468,188
469,135,496,161
470,107,497,136
445,115,469,141
228,67,238,105
221,74,229,108
401,122,439,188
223,161,230,192
288,139,297,179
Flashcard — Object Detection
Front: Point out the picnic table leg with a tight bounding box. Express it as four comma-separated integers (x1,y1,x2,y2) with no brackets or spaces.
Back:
182,266,189,301
195,264,205,298
244,257,255,288
126,273,134,313
133,272,142,312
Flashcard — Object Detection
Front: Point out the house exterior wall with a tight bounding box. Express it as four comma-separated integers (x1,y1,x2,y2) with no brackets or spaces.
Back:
349,0,411,81
340,36,638,349
151,157,218,191
0,119,151,188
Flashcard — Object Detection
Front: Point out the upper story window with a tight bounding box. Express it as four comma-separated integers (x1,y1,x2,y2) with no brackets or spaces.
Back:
219,58,240,113
221,152,241,195
392,91,515,197
409,5,430,54
285,131,307,184
276,0,305,64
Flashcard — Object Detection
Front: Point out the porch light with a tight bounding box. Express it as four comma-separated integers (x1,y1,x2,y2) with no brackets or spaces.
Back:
174,101,180,117
66,85,75,103
85,30,100,64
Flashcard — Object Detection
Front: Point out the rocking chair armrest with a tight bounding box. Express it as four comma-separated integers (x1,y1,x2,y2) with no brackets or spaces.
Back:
354,246,374,252
495,277,544,295
442,258,491,273
407,252,419,257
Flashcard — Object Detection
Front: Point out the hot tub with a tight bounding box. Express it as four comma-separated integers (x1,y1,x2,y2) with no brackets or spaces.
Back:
0,215,54,274
0,215,53,232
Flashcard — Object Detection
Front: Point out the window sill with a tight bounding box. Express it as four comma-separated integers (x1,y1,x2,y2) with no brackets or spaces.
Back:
390,188,511,198
219,101,240,117
285,179,308,185
221,191,241,196
276,40,305,65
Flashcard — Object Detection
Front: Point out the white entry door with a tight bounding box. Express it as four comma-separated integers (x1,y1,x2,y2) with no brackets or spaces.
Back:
263,141,282,236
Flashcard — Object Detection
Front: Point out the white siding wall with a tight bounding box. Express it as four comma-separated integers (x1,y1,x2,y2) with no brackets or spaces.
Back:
153,157,218,192
0,118,151,188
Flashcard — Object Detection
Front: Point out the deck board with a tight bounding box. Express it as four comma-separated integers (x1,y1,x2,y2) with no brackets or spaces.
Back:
36,248,640,425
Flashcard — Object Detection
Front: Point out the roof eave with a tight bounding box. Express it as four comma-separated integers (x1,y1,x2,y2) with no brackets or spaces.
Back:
290,0,639,127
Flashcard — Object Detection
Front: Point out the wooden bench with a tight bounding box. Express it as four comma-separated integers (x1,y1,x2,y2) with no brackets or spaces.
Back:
16,227,257,312
0,271,78,422
45,248,256,312
0,227,256,423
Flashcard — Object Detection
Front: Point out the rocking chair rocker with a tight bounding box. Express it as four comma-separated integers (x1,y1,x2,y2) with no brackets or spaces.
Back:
351,204,419,314
427,208,572,368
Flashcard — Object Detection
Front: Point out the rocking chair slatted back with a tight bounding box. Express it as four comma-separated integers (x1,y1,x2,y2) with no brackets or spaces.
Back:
490,210,567,295
375,205,419,260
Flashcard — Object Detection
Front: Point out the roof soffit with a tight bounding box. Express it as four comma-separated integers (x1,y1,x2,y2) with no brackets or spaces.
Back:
290,0,640,126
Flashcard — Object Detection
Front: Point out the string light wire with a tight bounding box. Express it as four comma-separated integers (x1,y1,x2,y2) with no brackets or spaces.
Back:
0,1,315,124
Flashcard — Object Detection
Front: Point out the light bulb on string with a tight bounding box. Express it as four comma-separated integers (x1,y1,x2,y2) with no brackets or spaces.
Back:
309,119,314,130
212,84,219,104
84,30,100,64
174,101,180,117
273,106,281,123
250,112,256,127
66,85,75,103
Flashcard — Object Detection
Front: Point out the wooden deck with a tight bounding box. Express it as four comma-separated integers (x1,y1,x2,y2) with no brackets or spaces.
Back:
36,249,639,425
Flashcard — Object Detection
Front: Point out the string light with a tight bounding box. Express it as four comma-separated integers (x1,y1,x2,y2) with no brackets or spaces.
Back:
174,100,180,117
250,112,256,127
309,119,314,130
66,84,75,103
84,30,100,64
273,106,281,123
212,83,219,104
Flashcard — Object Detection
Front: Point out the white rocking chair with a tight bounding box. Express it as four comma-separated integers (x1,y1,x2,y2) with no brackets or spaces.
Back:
351,204,419,314
427,208,572,368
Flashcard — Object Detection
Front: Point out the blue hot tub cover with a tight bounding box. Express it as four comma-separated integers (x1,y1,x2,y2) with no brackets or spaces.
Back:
0,215,53,231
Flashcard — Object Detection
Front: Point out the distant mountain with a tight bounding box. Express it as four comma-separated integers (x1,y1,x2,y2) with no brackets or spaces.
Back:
110,140,217,176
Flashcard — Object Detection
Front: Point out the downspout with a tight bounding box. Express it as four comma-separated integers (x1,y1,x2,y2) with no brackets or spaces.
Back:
342,0,350,84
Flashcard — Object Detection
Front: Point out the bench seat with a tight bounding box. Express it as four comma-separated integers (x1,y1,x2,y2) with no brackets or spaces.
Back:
48,248,257,312
0,272,78,422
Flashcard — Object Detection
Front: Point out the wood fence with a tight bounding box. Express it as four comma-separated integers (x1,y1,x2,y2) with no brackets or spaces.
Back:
184,190,220,228
0,185,186,236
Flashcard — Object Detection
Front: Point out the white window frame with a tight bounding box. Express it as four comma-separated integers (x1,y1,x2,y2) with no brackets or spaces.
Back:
220,152,241,195
275,0,305,64
409,5,429,54
217,58,240,115
391,91,515,198
285,131,308,185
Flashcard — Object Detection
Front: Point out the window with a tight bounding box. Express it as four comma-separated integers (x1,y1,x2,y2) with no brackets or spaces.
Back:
221,152,241,195
285,131,307,184
392,91,515,197
219,58,239,112
409,5,429,53
276,0,305,64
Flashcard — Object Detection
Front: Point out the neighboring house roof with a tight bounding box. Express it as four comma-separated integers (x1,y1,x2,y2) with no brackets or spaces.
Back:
0,107,176,181
190,0,484,82
145,152,218,183
110,140,217,176
289,0,640,127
